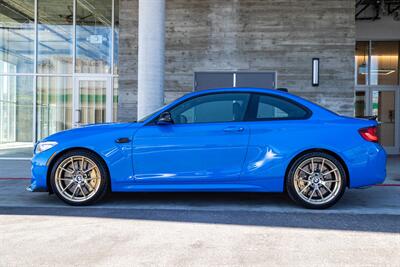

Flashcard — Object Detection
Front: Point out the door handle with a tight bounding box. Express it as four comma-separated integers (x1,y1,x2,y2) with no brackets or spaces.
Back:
115,137,131,144
223,126,245,132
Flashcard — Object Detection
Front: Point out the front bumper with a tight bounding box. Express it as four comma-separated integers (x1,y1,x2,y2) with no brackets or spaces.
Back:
29,149,55,192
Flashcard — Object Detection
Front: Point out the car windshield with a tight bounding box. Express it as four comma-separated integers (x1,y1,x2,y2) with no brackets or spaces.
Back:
137,105,167,122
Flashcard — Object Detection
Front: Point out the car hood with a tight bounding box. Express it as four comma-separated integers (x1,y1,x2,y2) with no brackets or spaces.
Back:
41,122,141,142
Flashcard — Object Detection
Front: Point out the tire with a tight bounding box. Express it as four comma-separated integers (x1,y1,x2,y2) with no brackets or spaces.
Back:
286,152,346,209
50,150,109,206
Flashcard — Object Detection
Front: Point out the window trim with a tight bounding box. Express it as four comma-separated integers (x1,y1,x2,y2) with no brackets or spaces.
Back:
244,93,312,122
146,91,312,126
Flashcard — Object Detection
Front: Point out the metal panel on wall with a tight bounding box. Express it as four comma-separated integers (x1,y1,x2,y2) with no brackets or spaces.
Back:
194,72,233,90
235,72,275,89
194,72,276,91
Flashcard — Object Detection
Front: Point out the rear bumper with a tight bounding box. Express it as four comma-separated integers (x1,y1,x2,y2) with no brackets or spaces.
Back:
347,143,386,188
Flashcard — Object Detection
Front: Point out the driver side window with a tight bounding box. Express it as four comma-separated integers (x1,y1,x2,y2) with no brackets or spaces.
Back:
169,93,250,124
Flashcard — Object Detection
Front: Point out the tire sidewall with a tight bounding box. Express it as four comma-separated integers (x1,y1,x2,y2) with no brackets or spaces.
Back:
50,150,109,206
286,152,346,209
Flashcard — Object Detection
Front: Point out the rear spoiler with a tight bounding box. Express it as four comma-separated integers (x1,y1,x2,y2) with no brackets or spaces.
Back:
357,115,378,121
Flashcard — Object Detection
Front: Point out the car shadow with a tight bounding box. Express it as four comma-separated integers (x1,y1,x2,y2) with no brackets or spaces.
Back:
1,185,399,234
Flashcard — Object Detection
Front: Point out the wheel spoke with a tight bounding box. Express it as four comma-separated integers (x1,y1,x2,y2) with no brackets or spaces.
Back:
71,186,78,199
70,157,76,171
299,168,312,175
60,167,74,174
83,165,95,174
59,177,73,181
311,158,315,172
325,179,340,183
61,180,74,193
308,188,317,200
316,187,324,200
321,183,332,193
81,157,85,171
300,183,311,194
79,186,86,199
295,177,310,183
320,158,325,173
84,180,94,191
322,168,338,177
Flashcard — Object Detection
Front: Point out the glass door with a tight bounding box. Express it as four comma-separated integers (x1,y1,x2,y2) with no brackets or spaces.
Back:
370,88,399,154
73,77,112,127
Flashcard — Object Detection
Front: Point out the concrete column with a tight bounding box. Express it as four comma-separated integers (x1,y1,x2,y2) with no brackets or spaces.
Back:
137,0,166,119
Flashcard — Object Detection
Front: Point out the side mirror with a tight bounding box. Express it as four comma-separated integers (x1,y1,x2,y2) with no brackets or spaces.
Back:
156,111,174,125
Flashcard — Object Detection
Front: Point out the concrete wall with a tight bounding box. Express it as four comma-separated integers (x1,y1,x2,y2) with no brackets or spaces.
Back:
118,0,356,121
356,16,400,41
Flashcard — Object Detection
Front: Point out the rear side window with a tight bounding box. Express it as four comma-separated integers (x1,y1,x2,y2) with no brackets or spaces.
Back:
249,94,309,120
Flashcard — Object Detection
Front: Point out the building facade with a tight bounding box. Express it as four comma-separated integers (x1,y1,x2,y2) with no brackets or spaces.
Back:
0,0,399,155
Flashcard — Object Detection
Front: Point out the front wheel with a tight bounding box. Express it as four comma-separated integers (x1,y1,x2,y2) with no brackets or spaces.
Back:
286,152,346,209
50,150,109,206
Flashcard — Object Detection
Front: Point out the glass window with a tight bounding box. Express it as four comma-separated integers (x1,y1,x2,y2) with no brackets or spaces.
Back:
0,76,33,144
114,0,119,75
170,93,250,124
355,42,369,85
253,94,309,120
355,91,366,118
113,78,118,121
38,0,73,74
77,79,107,125
370,41,399,85
372,91,396,147
76,0,112,73
36,77,73,139
0,0,35,74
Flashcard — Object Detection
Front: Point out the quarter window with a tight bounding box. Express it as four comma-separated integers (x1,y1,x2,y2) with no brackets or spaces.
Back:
169,93,250,124
252,94,309,120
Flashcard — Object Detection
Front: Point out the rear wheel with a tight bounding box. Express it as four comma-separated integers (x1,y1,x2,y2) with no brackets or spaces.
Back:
50,150,109,206
286,152,346,209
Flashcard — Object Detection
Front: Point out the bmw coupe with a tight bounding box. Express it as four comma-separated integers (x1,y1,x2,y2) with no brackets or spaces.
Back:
29,88,386,209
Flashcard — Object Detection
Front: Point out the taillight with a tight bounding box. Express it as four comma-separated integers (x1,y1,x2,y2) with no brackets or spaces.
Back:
359,126,378,143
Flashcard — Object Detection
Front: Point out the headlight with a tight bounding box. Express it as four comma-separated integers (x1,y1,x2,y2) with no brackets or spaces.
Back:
35,141,58,154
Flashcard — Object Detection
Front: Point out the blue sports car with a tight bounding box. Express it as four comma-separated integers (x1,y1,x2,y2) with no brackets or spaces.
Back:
29,88,386,209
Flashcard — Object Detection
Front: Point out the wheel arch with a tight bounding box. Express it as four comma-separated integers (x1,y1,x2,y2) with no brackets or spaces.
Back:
284,148,350,189
46,147,111,194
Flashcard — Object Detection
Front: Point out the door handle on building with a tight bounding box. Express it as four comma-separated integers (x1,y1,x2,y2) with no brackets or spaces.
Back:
76,109,82,123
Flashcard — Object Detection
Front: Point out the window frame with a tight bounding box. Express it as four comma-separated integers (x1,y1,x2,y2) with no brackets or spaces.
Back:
147,91,252,125
147,91,312,126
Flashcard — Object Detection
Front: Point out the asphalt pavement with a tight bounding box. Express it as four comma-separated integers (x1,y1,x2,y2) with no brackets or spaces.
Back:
0,156,399,266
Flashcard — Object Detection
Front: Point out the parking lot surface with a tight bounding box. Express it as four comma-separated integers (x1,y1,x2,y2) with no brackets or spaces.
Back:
0,177,399,266
0,156,399,266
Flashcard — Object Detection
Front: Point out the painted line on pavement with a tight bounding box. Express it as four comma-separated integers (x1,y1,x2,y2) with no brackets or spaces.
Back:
0,157,31,160
0,178,30,180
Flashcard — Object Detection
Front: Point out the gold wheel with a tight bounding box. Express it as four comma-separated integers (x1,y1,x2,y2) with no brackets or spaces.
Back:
54,156,102,203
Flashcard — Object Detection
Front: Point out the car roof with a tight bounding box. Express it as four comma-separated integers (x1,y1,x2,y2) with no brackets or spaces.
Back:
188,87,285,97
180,87,310,107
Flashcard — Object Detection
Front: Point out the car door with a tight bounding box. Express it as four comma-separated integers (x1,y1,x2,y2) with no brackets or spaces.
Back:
132,92,251,183
241,93,312,186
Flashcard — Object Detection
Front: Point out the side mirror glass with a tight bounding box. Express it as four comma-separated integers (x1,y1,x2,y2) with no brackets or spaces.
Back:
156,111,174,125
